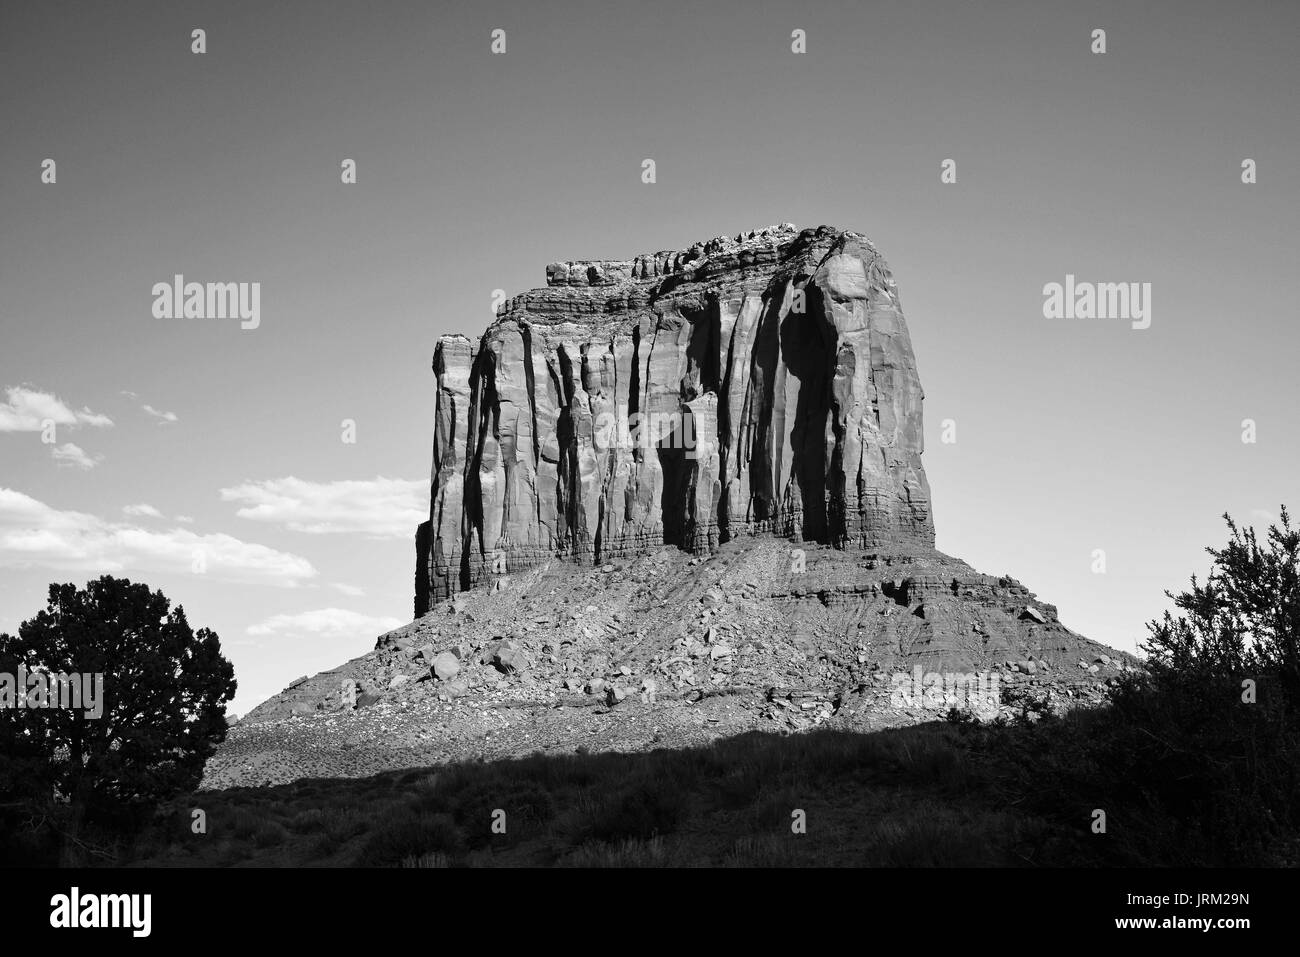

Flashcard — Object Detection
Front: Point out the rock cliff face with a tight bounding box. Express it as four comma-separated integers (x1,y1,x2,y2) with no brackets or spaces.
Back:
416,224,937,613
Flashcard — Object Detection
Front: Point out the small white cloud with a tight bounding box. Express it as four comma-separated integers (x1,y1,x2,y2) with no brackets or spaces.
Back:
176,514,195,524
51,443,102,470
246,607,402,641
0,487,317,586
141,404,179,424
120,392,177,423
123,504,164,518
332,583,366,597
0,386,113,432
220,476,426,537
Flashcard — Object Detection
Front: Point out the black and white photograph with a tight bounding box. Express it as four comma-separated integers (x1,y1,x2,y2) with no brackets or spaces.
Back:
0,0,1292,938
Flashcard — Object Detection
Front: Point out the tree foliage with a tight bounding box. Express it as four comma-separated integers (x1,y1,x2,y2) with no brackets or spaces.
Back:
0,576,236,831
1145,506,1300,695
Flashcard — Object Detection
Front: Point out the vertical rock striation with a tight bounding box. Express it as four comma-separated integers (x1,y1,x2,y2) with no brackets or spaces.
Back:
416,224,935,613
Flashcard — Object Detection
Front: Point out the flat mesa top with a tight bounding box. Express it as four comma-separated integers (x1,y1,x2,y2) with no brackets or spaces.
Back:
429,224,891,351
542,223,874,288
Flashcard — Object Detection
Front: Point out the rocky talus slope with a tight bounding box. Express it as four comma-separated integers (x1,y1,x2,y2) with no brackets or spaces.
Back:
204,540,1133,790
204,225,1135,791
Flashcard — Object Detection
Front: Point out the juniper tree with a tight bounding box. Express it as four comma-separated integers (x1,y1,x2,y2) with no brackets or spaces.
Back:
0,576,235,850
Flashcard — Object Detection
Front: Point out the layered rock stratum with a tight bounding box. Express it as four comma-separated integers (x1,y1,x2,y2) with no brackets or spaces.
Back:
203,225,1134,791
416,224,932,612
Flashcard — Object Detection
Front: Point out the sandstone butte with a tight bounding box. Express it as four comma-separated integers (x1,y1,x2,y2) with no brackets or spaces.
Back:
417,224,935,612
408,223,1123,673
209,225,1131,786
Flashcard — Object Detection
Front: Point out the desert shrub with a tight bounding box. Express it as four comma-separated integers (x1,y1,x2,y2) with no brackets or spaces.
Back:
401,851,450,868
562,835,671,867
722,835,797,867
579,775,686,843
866,809,1004,867
353,811,463,866
229,807,263,841
746,784,804,831
288,807,328,834
252,820,289,849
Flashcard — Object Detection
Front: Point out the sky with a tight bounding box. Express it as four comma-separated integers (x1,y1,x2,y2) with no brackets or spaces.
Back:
1,0,1296,715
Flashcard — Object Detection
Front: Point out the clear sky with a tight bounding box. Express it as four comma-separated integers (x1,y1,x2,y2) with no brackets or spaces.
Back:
2,0,1296,715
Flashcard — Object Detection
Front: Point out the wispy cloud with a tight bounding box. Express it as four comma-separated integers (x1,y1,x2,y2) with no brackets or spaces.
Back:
246,607,402,641
220,477,425,537
332,583,366,597
119,391,178,424
0,487,317,585
123,503,164,518
0,386,113,432
141,404,178,424
51,443,102,470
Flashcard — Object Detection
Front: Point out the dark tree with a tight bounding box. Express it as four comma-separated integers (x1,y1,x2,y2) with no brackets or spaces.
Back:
0,576,235,857
1145,506,1300,695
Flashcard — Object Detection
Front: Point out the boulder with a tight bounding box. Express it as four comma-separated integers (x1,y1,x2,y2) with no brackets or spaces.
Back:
432,652,460,681
494,642,527,674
